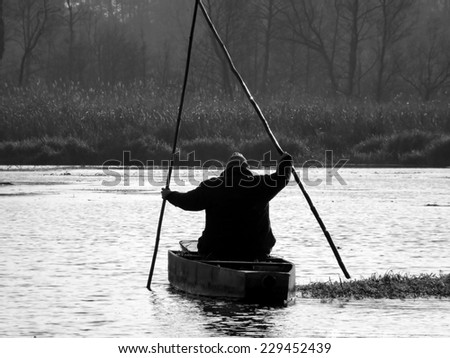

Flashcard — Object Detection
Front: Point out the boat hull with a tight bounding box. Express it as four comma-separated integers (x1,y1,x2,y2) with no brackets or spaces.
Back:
168,250,296,305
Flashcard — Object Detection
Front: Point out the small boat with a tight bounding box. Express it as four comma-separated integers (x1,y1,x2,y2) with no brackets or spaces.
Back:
168,241,296,305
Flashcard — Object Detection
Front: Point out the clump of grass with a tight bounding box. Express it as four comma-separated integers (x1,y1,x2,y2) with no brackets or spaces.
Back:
297,273,450,299
385,130,438,154
351,130,449,166
424,135,450,166
0,136,97,165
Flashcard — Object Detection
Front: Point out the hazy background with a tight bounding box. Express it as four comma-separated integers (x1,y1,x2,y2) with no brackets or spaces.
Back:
0,0,449,166
1,0,450,99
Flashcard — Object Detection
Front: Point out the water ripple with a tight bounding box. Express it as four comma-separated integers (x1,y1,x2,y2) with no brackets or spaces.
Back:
1,167,449,337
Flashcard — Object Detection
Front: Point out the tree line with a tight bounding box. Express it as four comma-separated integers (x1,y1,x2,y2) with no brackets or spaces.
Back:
0,0,449,102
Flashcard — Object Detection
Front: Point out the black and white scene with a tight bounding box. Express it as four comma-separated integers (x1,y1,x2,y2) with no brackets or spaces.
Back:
1,0,450,345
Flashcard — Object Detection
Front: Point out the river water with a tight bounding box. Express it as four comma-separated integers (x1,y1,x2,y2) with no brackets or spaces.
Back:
1,166,449,338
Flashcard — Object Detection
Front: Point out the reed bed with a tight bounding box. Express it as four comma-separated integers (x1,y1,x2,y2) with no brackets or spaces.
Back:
1,83,449,165
297,273,450,299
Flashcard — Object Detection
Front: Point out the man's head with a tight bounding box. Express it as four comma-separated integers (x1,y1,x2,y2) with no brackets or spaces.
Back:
226,152,249,169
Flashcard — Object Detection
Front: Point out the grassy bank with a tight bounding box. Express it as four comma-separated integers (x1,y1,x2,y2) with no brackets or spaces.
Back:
1,83,449,166
297,273,450,299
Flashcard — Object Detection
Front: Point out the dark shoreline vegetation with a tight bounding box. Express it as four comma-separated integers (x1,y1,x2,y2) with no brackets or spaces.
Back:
1,84,449,166
297,273,450,299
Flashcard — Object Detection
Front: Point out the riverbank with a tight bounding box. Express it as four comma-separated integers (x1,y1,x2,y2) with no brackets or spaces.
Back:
0,131,449,167
1,84,449,166
298,273,450,299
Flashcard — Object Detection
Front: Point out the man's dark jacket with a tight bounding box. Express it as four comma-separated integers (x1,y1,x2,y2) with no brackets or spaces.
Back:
166,156,292,259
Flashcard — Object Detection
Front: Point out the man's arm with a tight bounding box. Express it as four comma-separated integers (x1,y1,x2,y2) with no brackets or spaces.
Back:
275,152,293,182
256,152,293,201
266,152,292,187
161,186,208,211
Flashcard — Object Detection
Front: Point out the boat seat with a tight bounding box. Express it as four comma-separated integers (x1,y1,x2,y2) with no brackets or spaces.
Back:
179,240,198,253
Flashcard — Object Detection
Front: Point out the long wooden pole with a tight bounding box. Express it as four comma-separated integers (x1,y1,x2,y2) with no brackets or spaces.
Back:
146,0,200,291
198,0,350,279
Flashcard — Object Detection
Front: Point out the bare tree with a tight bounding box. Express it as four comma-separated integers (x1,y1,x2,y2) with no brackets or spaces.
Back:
122,0,154,85
401,15,450,101
373,0,414,101
255,0,285,94
12,0,58,85
0,0,4,63
339,0,377,96
61,0,86,80
1,0,449,101
343,0,359,96
202,0,244,98
282,0,343,94
134,0,151,85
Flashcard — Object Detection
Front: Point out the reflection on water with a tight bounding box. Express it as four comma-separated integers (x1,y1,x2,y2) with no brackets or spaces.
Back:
1,167,450,337
168,289,278,337
199,300,274,337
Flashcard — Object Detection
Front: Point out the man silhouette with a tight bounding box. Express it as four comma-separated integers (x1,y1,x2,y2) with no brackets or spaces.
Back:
162,152,293,259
